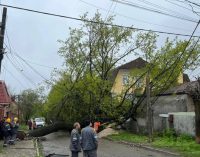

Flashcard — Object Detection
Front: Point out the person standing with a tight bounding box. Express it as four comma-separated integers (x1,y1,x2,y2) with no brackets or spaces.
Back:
32,120,37,130
94,121,101,133
70,122,81,157
2,118,12,147
0,117,4,139
10,117,19,145
27,119,32,130
81,120,98,157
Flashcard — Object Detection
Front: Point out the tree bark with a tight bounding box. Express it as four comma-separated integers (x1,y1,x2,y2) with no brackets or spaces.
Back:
195,100,200,144
28,122,72,137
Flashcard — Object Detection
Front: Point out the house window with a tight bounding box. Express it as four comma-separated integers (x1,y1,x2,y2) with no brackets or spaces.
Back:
135,76,143,88
122,75,129,85
125,93,134,100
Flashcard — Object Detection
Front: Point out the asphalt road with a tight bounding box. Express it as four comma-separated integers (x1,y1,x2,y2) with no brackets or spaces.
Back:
42,131,178,157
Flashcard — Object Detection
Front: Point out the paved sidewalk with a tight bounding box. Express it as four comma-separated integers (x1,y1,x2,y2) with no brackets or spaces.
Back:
0,140,36,157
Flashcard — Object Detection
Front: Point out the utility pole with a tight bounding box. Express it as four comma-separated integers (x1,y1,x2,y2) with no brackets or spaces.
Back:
146,70,152,142
146,56,153,142
0,7,7,72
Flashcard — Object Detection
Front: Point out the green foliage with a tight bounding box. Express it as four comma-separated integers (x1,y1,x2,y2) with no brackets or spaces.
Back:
19,124,28,132
44,12,139,123
109,131,200,157
18,89,45,122
43,12,200,125
135,32,200,96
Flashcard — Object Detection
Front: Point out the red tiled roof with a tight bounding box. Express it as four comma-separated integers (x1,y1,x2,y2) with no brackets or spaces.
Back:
0,81,11,105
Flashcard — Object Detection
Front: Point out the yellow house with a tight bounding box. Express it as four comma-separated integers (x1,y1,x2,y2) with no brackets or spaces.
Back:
111,57,190,96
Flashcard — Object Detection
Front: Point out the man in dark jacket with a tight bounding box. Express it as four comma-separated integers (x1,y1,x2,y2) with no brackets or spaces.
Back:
10,117,19,145
2,118,12,147
81,120,98,157
70,122,81,157
0,117,5,139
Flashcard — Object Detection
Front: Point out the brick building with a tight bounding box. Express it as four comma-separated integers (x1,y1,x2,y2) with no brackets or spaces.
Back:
0,80,12,119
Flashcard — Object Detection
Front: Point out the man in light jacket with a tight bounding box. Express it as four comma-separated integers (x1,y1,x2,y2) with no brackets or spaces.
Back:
70,122,81,157
81,120,98,157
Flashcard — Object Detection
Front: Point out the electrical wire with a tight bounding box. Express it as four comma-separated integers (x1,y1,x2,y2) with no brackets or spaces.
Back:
16,58,56,69
80,0,196,33
5,54,37,87
134,0,196,20
4,31,67,94
0,3,199,37
185,0,200,8
5,30,56,69
5,30,56,79
2,65,27,88
14,52,50,82
166,0,195,12
112,0,198,23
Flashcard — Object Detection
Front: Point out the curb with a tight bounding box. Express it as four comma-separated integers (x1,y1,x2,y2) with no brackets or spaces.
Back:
104,137,180,156
34,139,40,157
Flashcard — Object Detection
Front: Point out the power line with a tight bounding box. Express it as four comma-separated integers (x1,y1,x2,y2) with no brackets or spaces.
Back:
2,65,26,88
4,43,24,70
174,0,200,10
134,0,196,20
80,0,197,33
14,52,50,82
6,45,51,84
185,0,200,8
5,30,56,78
4,31,66,93
5,54,37,87
0,3,200,37
16,58,56,69
105,0,114,21
112,0,198,23
4,31,56,69
166,0,195,12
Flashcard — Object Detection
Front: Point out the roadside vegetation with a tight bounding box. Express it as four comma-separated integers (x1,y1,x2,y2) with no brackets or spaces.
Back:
109,131,200,157
19,124,29,132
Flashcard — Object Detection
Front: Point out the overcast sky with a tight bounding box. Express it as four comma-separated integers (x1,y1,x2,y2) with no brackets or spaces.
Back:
0,0,200,94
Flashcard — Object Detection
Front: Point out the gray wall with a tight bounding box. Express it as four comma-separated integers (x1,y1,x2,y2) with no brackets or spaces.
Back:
172,112,195,136
127,94,195,133
152,94,194,131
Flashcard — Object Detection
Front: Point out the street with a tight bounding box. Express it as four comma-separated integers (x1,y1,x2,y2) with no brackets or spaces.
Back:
42,131,178,157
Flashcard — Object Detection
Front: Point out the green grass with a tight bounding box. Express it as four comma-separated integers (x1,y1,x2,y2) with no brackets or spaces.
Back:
153,134,200,157
109,131,200,157
109,131,148,143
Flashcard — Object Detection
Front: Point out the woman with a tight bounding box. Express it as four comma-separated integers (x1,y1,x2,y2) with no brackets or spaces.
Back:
70,122,81,157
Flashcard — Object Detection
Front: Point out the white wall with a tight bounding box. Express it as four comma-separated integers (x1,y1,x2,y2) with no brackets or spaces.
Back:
170,112,195,136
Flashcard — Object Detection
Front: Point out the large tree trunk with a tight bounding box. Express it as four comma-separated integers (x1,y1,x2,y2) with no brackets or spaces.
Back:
195,100,200,144
28,122,72,137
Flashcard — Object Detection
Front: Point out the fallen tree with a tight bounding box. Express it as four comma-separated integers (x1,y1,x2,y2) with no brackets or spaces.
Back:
27,122,73,137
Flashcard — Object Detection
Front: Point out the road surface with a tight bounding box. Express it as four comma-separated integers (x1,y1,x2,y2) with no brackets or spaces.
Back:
42,131,179,157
